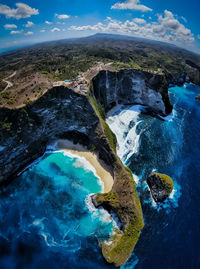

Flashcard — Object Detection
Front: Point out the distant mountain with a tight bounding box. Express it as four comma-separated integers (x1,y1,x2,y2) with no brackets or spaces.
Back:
0,31,200,107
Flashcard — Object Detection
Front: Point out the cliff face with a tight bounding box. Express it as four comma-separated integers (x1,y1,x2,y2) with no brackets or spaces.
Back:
92,69,172,115
147,173,174,203
0,87,99,183
0,68,172,267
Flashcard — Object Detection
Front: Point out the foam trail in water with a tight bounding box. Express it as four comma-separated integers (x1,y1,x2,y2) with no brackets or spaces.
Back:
106,105,144,163
141,179,181,214
56,150,104,192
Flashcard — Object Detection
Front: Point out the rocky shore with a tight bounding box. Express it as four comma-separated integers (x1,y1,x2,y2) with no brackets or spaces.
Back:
0,68,173,266
147,172,174,203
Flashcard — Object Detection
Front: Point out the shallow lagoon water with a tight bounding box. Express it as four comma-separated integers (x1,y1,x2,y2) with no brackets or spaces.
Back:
0,151,116,269
0,83,200,268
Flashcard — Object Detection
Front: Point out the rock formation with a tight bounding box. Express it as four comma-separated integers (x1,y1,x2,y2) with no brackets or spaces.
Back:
92,69,172,115
0,68,173,266
147,172,174,203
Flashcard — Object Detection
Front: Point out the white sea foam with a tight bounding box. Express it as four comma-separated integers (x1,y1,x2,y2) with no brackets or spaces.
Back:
85,194,120,235
132,174,140,185
85,195,114,225
159,112,174,121
17,154,44,176
106,105,144,165
143,177,181,213
56,150,104,192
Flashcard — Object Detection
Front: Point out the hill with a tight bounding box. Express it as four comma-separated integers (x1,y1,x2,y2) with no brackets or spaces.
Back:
0,33,199,108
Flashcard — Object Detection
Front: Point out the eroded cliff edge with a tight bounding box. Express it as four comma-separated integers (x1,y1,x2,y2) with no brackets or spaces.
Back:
93,69,172,115
0,68,172,266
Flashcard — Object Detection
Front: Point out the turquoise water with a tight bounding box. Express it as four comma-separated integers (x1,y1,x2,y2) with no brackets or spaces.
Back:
1,83,200,268
0,150,115,268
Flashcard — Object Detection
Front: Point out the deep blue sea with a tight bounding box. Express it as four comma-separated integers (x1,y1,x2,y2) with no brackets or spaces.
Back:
0,83,200,268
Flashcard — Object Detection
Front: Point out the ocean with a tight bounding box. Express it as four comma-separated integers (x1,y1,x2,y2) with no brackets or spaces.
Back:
107,83,200,269
0,83,200,268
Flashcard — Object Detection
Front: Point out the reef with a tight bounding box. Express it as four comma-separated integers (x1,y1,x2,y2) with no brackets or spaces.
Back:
147,172,174,203
0,68,173,266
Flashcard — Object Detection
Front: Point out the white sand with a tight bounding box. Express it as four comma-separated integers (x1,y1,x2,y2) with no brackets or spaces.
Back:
57,139,114,193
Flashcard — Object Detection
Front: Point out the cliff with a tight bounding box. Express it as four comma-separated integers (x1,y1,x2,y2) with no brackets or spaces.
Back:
0,68,172,266
0,87,100,183
147,172,174,203
92,69,172,115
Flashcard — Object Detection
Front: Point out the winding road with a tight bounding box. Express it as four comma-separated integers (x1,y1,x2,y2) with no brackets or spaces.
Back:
2,71,16,91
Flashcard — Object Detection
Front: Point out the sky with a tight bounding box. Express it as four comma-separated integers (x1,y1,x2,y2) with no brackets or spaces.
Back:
0,0,200,53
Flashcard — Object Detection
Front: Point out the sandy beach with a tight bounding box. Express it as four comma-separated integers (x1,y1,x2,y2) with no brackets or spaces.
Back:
57,139,114,193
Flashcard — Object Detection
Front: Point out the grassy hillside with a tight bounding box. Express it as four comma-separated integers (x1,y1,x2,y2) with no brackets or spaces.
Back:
0,34,199,108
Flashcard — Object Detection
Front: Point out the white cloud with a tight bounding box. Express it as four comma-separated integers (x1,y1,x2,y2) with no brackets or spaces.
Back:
69,10,194,46
51,27,61,32
4,24,17,30
25,21,34,28
40,29,46,33
0,3,39,19
55,14,70,19
111,0,152,12
45,21,52,25
25,31,33,35
133,18,146,24
10,30,22,35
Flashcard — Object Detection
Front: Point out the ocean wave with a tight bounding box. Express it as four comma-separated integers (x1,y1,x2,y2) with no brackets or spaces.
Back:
59,150,104,192
106,105,144,163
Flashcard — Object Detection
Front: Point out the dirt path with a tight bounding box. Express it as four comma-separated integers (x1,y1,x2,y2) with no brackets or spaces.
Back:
2,71,16,91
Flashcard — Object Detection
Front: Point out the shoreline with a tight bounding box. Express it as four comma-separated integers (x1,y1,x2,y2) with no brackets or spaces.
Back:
57,139,114,193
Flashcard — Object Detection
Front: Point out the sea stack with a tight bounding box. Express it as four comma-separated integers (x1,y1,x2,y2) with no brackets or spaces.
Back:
147,172,174,203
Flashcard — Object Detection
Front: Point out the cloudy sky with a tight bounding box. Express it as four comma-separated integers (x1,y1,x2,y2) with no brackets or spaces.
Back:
0,0,200,53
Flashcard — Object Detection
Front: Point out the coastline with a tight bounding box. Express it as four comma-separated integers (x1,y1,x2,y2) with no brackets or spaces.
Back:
57,139,114,193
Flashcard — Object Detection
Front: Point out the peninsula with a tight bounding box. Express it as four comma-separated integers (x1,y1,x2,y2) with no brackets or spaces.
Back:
1,34,200,266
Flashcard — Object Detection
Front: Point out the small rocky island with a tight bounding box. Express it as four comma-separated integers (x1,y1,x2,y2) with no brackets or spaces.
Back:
0,33,200,268
0,67,174,266
147,172,174,202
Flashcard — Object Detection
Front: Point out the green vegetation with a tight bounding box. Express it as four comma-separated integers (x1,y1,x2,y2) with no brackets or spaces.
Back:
153,172,174,195
95,166,143,266
88,80,144,265
102,121,117,153
0,121,12,132
0,34,200,109
0,90,11,99
89,144,96,152
102,221,142,266
39,70,49,75
23,97,33,105
89,90,117,152
112,61,142,71
0,90,18,106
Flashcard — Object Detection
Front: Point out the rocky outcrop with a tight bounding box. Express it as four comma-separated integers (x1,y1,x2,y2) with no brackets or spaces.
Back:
0,87,100,184
147,172,174,203
92,69,173,115
167,70,200,88
177,72,191,86
0,82,144,267
0,68,172,267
